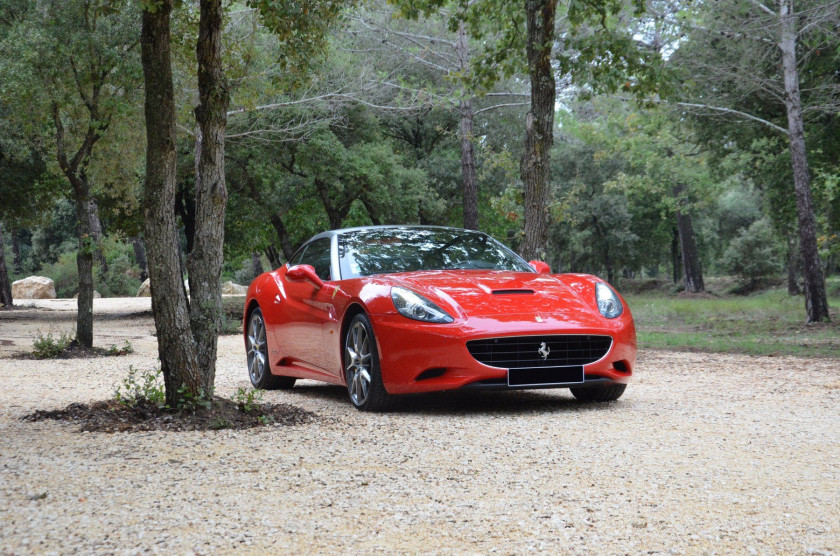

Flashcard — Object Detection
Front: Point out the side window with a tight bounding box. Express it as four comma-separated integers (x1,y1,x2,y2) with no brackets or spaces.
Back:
288,245,307,268
298,238,332,281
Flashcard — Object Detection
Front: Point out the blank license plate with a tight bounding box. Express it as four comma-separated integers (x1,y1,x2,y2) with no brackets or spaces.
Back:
508,365,584,387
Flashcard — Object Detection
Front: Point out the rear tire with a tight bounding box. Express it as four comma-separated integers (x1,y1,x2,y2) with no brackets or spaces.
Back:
570,383,626,402
246,308,296,390
344,313,394,412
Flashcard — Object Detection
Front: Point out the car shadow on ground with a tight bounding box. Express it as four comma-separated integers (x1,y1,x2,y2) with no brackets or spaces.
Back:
287,383,622,416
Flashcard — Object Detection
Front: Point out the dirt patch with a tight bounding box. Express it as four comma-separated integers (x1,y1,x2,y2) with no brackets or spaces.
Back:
22,397,316,433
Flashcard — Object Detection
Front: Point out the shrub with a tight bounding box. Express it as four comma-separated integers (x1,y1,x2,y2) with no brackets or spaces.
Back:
232,386,264,413
114,366,165,408
40,251,79,298
32,331,72,359
722,219,783,287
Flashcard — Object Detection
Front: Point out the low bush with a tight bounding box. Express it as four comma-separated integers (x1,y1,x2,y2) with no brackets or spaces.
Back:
32,331,72,359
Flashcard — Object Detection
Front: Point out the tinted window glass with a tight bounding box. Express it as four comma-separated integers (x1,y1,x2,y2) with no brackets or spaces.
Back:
288,245,307,267
298,238,332,280
338,228,532,278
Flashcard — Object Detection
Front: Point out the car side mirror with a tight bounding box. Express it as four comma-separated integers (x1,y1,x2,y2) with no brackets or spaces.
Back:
529,260,551,274
286,264,324,289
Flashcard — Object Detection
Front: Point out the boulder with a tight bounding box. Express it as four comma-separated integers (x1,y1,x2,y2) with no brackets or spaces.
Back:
222,281,248,295
73,291,101,299
12,276,56,299
137,278,191,297
137,278,151,297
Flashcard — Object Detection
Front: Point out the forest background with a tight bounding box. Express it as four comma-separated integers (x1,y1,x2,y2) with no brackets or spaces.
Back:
1,0,838,338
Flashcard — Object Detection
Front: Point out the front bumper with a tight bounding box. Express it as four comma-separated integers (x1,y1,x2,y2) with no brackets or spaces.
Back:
370,314,636,395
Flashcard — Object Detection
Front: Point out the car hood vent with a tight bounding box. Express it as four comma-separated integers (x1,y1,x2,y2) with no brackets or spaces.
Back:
492,289,534,295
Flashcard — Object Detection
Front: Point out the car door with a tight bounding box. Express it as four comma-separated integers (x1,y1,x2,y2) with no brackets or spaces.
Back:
275,238,335,371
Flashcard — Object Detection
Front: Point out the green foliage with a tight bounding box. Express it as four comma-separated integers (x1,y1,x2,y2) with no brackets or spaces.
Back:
40,251,80,299
32,331,72,359
107,340,134,356
95,237,143,297
721,219,783,286
232,386,264,413
247,0,350,81
175,384,214,412
114,367,166,408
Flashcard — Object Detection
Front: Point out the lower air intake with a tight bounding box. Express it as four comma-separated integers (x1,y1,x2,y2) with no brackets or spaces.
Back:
466,335,612,369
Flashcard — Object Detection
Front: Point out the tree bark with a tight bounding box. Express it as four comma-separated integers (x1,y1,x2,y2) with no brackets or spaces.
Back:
455,22,479,231
269,212,294,261
74,194,95,346
188,0,230,390
779,0,829,322
141,0,202,407
519,0,557,261
251,252,264,278
786,233,801,295
131,236,148,282
671,226,681,284
264,245,281,270
11,228,22,275
0,224,13,307
674,185,704,293
87,198,107,275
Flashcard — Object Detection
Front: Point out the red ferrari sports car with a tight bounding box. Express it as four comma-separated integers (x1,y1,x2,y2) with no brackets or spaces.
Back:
243,226,636,411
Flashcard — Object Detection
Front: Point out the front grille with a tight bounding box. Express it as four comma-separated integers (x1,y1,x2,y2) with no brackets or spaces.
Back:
466,335,612,369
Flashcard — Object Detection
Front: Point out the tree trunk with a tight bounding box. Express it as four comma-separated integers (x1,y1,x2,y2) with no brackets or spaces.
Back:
779,0,829,322
251,252,264,278
188,0,230,390
131,236,148,282
265,245,281,270
141,0,202,407
519,0,557,260
455,22,479,231
11,228,22,275
74,194,96,347
87,198,107,275
269,212,294,261
674,185,704,293
671,226,681,284
0,224,13,307
786,233,801,295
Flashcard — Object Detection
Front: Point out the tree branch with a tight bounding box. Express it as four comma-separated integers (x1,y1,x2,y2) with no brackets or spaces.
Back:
473,102,530,115
673,101,788,134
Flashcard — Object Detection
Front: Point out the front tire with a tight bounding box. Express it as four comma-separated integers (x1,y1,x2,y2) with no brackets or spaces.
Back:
570,383,626,402
344,313,393,412
247,308,295,390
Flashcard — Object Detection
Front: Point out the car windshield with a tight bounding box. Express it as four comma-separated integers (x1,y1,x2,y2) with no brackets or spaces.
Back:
337,228,534,278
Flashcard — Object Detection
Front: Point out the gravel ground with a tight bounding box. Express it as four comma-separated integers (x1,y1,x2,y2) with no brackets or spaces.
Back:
1,299,838,554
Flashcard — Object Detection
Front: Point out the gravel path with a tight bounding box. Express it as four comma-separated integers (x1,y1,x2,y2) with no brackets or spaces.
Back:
1,299,838,554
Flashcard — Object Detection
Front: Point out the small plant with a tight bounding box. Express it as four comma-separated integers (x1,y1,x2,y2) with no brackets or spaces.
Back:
176,384,214,412
209,417,232,430
232,386,263,413
32,331,72,359
114,366,166,408
107,340,134,356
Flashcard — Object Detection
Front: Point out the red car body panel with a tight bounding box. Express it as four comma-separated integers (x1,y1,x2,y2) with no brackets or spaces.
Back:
244,263,636,395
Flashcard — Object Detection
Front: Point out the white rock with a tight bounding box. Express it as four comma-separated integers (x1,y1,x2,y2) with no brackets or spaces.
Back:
137,278,190,297
136,278,151,297
11,276,56,299
222,281,247,295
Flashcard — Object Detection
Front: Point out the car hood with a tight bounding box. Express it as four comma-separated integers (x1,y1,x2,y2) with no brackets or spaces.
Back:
388,270,604,326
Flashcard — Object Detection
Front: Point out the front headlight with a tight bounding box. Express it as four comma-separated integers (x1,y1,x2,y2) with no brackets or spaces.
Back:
391,286,454,323
595,282,623,319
